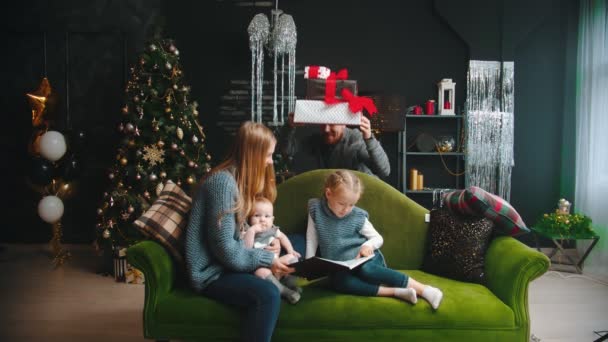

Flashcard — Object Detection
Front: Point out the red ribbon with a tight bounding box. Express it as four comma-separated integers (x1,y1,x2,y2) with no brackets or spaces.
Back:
308,66,320,79
324,68,377,116
341,89,378,116
324,69,348,104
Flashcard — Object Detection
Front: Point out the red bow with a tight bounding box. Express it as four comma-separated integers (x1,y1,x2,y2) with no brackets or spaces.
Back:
324,69,377,116
341,89,378,116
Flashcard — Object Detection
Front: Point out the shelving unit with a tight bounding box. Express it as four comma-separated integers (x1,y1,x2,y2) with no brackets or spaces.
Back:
397,114,466,206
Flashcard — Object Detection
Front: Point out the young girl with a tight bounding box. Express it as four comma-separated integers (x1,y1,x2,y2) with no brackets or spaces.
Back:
243,196,302,304
305,169,443,309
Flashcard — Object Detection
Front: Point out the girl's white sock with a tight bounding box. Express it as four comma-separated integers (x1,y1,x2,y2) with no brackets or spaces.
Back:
421,286,443,310
395,288,417,304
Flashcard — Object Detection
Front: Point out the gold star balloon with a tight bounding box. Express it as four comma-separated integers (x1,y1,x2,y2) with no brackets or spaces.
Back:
26,78,52,127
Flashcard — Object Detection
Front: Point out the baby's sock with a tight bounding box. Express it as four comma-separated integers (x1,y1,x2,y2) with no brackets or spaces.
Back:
394,288,417,304
280,275,303,294
421,286,443,310
266,275,301,304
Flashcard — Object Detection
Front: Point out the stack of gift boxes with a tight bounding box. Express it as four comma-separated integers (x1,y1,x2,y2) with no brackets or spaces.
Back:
294,66,376,125
113,247,145,284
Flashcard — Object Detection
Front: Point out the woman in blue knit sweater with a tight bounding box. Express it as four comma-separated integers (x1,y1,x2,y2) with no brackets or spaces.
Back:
306,170,444,309
184,121,295,341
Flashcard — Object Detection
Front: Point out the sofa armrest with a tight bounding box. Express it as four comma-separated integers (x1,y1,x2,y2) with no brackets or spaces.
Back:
485,236,550,326
127,240,176,295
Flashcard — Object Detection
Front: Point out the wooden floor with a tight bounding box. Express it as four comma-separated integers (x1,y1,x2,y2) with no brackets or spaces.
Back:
1,244,607,342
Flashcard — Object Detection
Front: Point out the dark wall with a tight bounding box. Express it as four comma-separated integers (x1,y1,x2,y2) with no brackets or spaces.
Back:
1,1,162,243
1,0,577,243
436,0,579,245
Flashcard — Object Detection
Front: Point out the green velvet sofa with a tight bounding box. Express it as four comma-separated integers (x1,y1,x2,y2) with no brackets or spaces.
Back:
127,169,550,341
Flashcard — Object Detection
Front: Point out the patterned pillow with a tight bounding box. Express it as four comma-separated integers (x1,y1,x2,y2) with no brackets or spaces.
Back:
423,207,494,284
133,181,192,262
443,186,529,236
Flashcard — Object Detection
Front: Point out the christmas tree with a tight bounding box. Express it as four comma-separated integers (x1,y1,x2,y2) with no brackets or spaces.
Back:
95,37,211,253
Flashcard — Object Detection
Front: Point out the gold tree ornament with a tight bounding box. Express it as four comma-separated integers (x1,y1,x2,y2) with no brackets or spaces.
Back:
26,77,52,127
155,182,164,196
142,144,165,166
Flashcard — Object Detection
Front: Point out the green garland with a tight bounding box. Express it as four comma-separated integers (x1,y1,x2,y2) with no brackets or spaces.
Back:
535,212,595,238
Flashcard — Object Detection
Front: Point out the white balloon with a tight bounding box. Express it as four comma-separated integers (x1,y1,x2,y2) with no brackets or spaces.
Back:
39,131,67,162
38,195,64,223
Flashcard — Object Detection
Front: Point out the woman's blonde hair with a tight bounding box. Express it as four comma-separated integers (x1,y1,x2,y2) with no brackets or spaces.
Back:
324,169,364,196
205,121,277,226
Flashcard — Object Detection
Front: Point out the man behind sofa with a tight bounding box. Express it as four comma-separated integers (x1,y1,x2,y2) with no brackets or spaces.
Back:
280,113,390,178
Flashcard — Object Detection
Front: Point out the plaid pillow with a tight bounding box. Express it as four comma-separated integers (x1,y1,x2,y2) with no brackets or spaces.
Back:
133,181,192,262
443,186,529,236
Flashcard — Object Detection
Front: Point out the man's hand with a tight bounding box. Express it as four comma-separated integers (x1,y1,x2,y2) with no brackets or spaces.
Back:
359,116,372,140
356,245,374,258
265,238,281,255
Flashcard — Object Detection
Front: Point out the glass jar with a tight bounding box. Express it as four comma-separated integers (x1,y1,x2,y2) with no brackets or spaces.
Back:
435,135,455,152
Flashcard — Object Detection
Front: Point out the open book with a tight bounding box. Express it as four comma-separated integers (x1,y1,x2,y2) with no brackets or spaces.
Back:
289,254,374,280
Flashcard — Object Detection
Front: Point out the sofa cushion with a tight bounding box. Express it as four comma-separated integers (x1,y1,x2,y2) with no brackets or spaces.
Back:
443,186,529,236
133,181,191,263
154,270,514,331
423,207,493,284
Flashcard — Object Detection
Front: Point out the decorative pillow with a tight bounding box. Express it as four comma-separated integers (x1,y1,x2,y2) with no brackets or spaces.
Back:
423,207,494,284
133,181,192,262
443,186,530,236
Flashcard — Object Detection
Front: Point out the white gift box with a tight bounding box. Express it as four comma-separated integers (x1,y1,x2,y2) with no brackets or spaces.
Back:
294,100,361,125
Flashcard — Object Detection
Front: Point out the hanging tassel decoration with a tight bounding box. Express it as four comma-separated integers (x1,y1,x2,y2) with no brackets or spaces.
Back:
271,13,297,125
248,14,270,123
465,60,515,200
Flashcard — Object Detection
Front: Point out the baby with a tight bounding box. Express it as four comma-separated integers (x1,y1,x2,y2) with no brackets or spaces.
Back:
243,196,302,304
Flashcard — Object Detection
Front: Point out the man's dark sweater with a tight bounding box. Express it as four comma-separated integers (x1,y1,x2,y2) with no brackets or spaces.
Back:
280,126,391,178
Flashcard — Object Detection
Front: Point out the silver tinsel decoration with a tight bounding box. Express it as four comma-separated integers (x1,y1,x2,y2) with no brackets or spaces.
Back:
465,60,515,200
248,14,270,123
248,7,297,126
270,12,297,125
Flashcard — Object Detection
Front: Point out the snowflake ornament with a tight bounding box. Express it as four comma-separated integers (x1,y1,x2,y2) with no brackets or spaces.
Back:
142,144,165,166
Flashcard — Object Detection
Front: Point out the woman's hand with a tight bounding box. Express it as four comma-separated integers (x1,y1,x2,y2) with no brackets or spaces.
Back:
271,255,295,277
265,239,281,255
357,245,374,258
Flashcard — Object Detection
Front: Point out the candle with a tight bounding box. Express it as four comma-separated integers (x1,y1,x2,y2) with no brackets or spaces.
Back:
425,100,435,115
409,168,418,190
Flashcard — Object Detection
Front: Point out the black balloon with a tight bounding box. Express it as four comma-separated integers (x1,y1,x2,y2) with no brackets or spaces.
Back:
29,157,55,186
62,154,83,181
